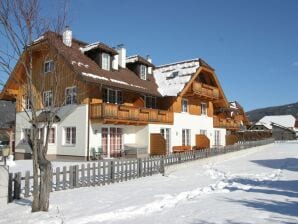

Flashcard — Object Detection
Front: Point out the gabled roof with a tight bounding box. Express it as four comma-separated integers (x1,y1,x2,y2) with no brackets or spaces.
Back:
153,58,229,109
256,115,296,130
36,32,161,96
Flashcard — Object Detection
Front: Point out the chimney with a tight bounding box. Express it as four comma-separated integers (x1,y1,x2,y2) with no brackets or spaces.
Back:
112,54,119,70
63,26,72,47
117,44,126,68
147,55,152,75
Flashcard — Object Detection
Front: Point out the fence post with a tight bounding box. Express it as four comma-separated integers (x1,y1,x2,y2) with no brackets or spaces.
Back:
110,160,115,183
74,165,79,188
8,173,13,203
178,153,182,163
13,172,21,200
24,171,30,197
137,158,142,178
159,156,165,176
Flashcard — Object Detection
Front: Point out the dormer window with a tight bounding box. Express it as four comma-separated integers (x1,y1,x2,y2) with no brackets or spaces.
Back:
140,64,147,80
44,60,54,73
102,53,111,71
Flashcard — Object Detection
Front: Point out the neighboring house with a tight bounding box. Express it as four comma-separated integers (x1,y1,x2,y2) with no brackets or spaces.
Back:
271,123,296,141
250,115,297,140
250,115,296,131
0,29,248,160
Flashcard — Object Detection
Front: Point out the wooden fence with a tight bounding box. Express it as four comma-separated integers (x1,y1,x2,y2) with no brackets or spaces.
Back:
7,138,274,203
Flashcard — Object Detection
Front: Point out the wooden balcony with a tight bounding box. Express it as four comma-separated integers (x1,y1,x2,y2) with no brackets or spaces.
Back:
188,82,219,100
213,116,241,130
90,103,173,125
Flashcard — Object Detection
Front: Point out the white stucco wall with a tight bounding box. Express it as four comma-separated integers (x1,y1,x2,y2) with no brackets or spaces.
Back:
15,104,89,157
147,113,226,152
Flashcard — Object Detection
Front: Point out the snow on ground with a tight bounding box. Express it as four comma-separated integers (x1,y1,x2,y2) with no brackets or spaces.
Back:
1,143,298,224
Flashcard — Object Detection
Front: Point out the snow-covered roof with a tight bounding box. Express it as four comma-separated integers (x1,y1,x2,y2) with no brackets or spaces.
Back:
126,55,139,63
230,102,238,109
256,115,296,130
79,41,118,55
153,59,200,96
79,42,101,53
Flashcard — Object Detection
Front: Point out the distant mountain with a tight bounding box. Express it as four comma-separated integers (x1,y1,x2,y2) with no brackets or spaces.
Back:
0,100,15,128
246,102,298,123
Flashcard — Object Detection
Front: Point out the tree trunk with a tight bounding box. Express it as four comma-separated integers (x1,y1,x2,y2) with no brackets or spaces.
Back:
38,159,52,211
31,132,40,212
38,141,52,212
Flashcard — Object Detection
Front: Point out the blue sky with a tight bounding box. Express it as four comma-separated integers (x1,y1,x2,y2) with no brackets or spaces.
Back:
2,0,298,111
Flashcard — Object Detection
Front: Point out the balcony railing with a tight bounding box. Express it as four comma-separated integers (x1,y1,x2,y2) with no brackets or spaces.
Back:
90,103,173,124
192,82,219,100
213,116,240,130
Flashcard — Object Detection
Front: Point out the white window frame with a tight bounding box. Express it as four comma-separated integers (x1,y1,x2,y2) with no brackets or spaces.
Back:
181,98,188,113
140,64,147,80
160,128,171,154
24,95,32,110
65,86,77,105
182,129,191,146
201,102,207,115
102,53,111,71
63,127,76,145
214,130,221,146
44,60,54,73
101,127,123,158
43,90,53,108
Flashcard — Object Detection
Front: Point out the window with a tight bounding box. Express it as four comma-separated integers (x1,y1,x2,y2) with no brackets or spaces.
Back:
214,130,221,146
140,64,147,80
102,127,123,158
48,127,55,144
44,60,54,73
182,129,191,146
64,127,76,145
181,98,188,113
22,128,31,143
24,96,32,110
102,53,111,71
65,86,77,105
200,129,207,136
43,91,53,107
103,88,123,104
142,95,156,109
160,128,171,154
201,102,207,115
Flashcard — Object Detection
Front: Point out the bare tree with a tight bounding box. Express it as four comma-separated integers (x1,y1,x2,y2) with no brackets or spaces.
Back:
0,0,68,212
